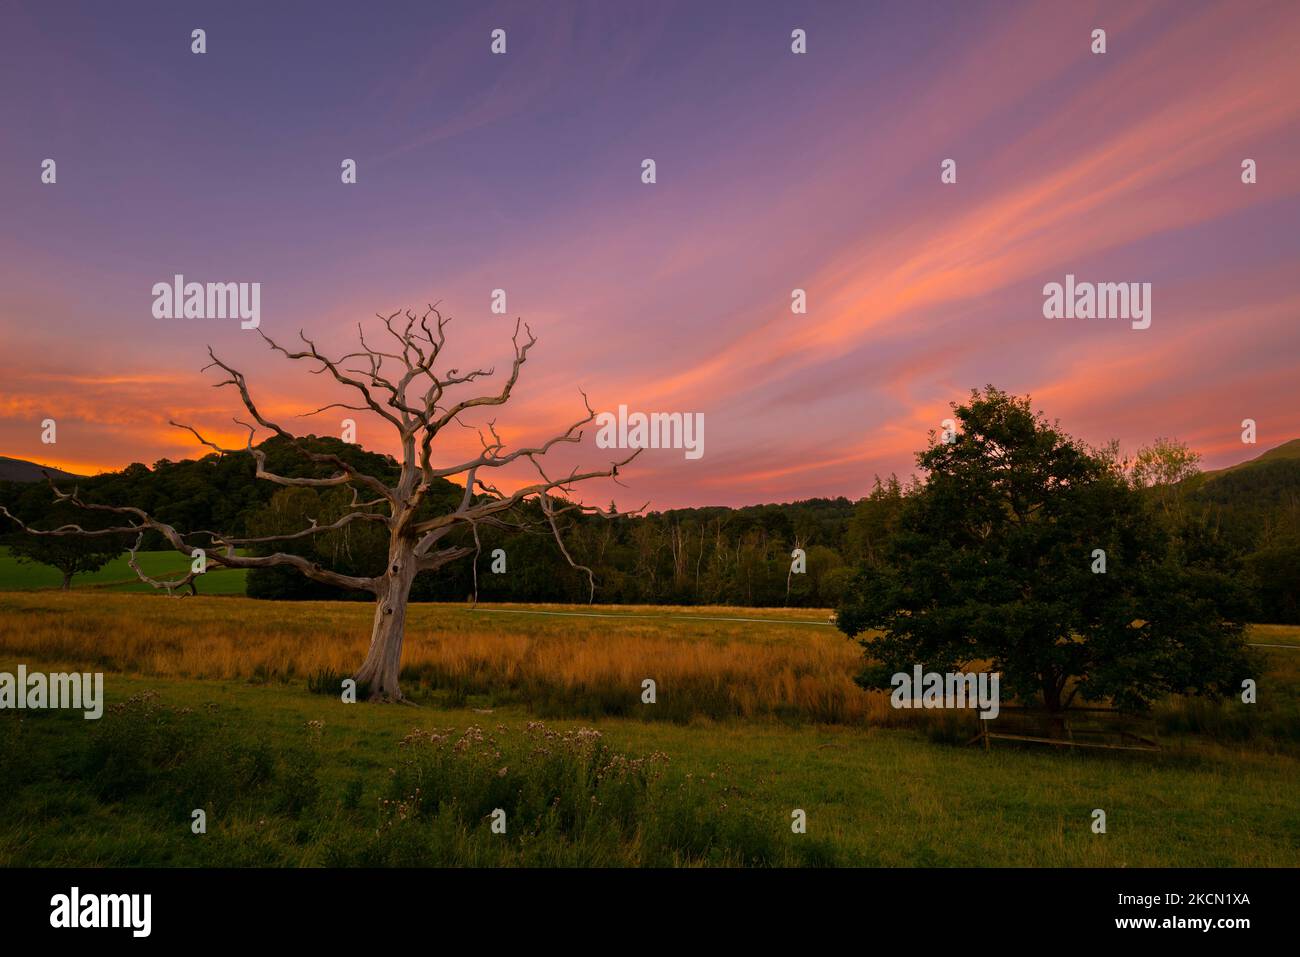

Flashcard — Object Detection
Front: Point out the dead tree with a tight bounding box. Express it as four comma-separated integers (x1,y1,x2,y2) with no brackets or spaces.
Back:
2,306,642,700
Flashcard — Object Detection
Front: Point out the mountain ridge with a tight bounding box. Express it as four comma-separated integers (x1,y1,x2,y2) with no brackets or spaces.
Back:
0,455,87,485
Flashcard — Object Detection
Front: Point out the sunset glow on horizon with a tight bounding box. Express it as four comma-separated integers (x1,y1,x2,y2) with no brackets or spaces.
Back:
2,0,1298,509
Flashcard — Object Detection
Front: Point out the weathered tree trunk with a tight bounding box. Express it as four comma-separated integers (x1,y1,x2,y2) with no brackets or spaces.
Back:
60,570,73,591
1041,675,1064,711
353,537,417,700
1041,674,1069,737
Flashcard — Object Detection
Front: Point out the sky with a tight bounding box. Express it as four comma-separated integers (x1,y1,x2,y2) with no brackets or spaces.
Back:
1,0,1297,510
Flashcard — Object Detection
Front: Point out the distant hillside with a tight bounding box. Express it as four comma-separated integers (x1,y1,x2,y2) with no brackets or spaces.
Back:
0,455,86,484
1189,440,1300,512
1202,438,1300,480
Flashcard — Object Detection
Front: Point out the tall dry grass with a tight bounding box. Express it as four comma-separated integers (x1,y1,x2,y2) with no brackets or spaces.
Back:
0,592,903,724
7,593,1286,739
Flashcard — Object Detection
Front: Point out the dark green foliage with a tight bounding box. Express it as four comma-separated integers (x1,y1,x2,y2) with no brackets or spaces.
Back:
306,669,349,696
1244,545,1300,624
4,500,128,589
836,387,1255,713
3,423,1295,612
80,692,319,820
1183,449,1300,622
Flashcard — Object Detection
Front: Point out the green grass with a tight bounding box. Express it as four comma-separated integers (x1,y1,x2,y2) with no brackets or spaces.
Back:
1,589,1295,867
0,547,248,594
1,664,1296,867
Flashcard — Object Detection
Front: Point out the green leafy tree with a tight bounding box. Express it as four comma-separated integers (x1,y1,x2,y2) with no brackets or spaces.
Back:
845,475,907,568
835,387,1255,713
1244,544,1300,623
1132,436,1201,525
6,505,126,590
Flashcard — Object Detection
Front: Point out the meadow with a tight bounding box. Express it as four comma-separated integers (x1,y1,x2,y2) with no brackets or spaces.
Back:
0,547,248,594
0,589,1296,867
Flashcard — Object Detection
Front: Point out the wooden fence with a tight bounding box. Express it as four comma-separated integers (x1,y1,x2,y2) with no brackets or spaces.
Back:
969,705,1160,752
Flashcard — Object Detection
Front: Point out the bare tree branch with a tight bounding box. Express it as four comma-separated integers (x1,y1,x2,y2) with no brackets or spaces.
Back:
3,306,643,700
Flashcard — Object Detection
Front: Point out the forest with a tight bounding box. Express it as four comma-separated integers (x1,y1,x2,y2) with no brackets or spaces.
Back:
2,433,1297,621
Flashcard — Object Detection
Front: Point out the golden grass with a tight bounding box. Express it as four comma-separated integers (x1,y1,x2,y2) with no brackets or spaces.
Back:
5,592,1294,735
0,592,894,724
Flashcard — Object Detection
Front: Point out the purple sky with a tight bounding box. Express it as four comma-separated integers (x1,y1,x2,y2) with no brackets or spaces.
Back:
2,0,1298,509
